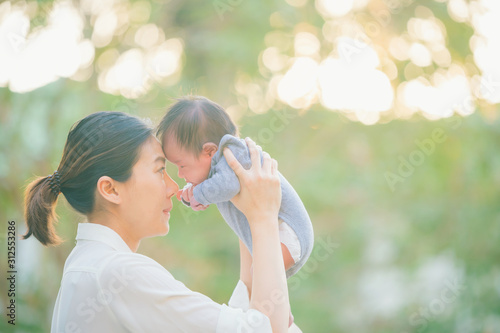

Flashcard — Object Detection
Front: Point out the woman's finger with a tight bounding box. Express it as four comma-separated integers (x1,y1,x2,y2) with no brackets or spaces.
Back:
224,147,245,177
262,152,272,174
245,137,261,171
271,158,278,176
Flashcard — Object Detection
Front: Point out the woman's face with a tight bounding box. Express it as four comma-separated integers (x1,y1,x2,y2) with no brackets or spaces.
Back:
119,136,179,240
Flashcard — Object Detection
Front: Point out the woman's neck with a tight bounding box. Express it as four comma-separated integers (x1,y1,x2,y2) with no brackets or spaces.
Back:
87,210,140,252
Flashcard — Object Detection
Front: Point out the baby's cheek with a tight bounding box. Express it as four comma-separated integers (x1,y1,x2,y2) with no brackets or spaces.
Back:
202,165,212,179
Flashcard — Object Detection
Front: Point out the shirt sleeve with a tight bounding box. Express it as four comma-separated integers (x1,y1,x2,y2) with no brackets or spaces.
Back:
192,154,241,205
100,253,271,333
228,280,250,311
193,136,252,206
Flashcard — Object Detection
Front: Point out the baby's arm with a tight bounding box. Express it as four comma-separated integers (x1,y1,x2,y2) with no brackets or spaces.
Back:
193,144,250,206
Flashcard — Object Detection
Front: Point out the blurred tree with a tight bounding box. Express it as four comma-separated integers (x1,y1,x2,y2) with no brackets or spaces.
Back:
0,0,499,332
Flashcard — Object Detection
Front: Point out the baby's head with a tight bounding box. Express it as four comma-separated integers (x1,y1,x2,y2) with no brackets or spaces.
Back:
156,96,237,185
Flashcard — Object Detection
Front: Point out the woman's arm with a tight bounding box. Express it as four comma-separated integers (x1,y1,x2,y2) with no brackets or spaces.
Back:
249,217,288,333
224,137,289,333
239,239,253,296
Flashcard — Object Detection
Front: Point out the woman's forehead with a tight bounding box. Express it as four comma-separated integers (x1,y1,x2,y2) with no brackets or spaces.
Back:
138,137,166,165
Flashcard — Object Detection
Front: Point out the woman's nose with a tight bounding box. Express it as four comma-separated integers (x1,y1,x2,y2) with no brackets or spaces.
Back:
163,171,179,198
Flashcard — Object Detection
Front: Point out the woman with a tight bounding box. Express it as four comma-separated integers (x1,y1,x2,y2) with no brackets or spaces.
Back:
23,111,290,332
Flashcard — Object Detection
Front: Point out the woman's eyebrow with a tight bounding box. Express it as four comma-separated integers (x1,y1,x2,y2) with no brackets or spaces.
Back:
167,157,181,164
153,156,166,165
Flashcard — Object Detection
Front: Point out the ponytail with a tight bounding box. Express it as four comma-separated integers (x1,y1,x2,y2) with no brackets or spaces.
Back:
22,111,152,246
23,175,62,246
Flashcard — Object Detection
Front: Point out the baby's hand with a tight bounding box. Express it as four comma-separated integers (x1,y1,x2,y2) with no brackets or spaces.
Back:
176,189,184,203
186,185,209,211
177,184,209,211
177,184,192,207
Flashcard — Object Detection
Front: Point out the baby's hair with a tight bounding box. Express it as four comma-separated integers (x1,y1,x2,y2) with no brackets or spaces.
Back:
156,95,237,155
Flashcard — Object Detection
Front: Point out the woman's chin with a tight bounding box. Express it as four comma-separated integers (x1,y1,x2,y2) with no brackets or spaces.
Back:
145,224,169,239
161,219,170,235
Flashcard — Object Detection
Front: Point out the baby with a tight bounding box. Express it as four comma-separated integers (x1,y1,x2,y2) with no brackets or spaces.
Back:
156,96,314,279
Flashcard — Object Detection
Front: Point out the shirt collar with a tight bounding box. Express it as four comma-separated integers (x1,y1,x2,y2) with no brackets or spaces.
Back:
75,223,132,253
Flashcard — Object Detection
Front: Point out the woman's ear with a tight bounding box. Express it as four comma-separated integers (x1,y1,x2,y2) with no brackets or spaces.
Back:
202,142,218,158
96,176,121,205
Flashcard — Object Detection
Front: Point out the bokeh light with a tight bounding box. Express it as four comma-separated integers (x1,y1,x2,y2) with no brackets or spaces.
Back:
1,1,499,332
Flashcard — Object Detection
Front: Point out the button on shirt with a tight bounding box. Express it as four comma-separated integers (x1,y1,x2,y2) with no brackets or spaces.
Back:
51,223,271,333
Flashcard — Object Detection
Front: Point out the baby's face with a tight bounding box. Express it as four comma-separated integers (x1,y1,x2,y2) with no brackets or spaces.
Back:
163,137,212,186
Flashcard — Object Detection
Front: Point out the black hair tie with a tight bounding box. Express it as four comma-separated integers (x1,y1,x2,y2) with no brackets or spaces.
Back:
48,170,61,195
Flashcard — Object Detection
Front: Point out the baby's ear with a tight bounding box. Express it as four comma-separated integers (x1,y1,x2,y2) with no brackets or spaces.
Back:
202,142,218,157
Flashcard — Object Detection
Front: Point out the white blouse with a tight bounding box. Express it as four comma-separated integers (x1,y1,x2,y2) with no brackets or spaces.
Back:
51,223,271,333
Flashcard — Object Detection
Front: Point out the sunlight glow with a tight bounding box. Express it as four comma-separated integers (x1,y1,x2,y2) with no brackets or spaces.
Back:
98,38,183,99
319,57,394,113
0,1,183,97
1,0,498,124
277,57,319,109
91,10,117,48
262,47,289,72
447,0,469,22
294,32,321,57
319,39,393,116
0,1,92,92
409,42,433,67
402,69,473,118
315,0,354,18
471,0,500,103
275,37,394,119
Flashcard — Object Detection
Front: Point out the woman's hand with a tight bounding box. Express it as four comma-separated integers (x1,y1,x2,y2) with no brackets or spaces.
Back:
223,137,281,226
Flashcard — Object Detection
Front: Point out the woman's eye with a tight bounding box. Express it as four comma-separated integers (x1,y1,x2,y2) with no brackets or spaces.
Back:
158,167,165,174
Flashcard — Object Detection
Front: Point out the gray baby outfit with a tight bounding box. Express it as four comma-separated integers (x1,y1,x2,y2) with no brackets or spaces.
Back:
193,134,314,278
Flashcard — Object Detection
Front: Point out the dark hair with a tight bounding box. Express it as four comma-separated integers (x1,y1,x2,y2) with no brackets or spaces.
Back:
156,96,237,154
23,111,152,246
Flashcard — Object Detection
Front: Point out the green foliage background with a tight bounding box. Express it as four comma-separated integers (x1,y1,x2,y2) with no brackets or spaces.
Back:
1,0,499,332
